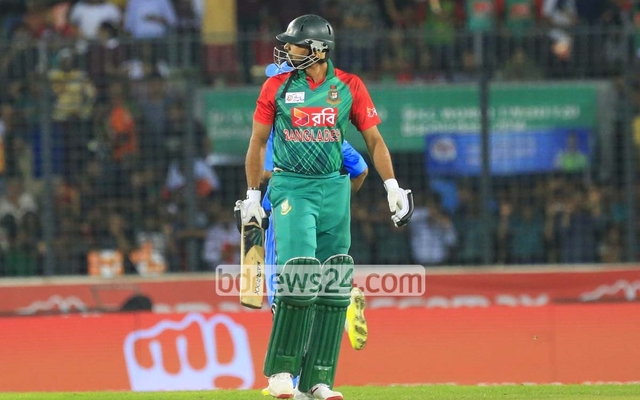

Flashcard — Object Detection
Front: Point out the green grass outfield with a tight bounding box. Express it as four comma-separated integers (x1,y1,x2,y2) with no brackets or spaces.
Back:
4,385,640,400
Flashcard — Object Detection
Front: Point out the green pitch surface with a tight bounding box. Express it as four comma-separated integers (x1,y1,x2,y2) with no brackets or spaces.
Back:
4,385,640,400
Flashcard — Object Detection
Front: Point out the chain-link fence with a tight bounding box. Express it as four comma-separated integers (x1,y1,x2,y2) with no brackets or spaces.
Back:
0,25,637,276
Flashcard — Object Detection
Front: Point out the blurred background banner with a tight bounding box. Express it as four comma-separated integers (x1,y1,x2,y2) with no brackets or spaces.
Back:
426,128,591,176
201,83,602,155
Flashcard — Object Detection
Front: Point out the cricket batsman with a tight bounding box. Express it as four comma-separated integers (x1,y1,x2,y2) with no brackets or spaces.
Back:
235,14,414,400
260,132,370,397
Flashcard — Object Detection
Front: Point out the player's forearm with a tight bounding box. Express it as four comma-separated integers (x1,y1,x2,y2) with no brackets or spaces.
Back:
246,136,265,189
246,120,271,189
366,138,395,182
350,169,368,195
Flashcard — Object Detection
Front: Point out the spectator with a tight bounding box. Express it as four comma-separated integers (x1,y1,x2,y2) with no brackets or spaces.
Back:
3,211,41,276
0,103,12,191
497,46,544,81
270,0,315,31
131,208,169,275
136,72,173,171
94,210,135,263
0,22,37,84
69,0,122,40
53,212,89,274
0,177,37,225
319,0,343,30
250,8,280,83
49,48,97,121
23,0,75,40
409,192,457,266
449,48,480,82
453,190,494,265
86,22,126,95
554,131,589,174
104,81,139,165
498,200,546,264
607,185,627,226
383,0,419,74
465,0,496,32
546,187,604,264
202,200,241,270
0,0,27,40
542,0,577,67
122,42,171,100
124,0,178,39
503,0,536,39
599,224,623,263
340,0,384,74
48,47,98,184
172,0,203,67
173,0,203,34
163,154,220,200
418,0,458,72
108,0,128,10
371,197,413,264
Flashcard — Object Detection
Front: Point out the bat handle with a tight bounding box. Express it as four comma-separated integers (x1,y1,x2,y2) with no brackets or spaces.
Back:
234,208,242,233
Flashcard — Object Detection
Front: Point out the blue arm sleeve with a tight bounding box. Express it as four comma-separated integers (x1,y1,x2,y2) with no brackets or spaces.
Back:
262,185,271,212
342,140,368,177
261,131,274,212
263,132,274,172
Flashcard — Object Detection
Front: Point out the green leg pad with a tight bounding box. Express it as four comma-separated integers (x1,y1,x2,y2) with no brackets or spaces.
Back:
297,299,347,392
297,255,353,392
319,254,354,306
263,257,321,377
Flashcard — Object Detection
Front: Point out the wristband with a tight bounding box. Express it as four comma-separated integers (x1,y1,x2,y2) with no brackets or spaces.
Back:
246,189,261,203
384,178,399,192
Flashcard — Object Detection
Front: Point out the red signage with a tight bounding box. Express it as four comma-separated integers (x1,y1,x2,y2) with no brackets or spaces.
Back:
2,267,640,316
0,304,639,392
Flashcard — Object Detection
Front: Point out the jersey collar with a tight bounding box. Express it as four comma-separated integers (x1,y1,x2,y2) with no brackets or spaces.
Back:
302,59,335,90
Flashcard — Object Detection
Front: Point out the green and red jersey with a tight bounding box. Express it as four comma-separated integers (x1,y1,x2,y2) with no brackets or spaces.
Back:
253,60,381,175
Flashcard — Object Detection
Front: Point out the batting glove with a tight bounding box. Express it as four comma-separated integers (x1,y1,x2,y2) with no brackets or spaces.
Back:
384,179,414,227
234,190,269,232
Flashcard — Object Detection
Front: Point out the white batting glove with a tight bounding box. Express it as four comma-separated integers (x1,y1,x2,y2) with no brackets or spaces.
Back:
384,179,415,228
234,190,268,231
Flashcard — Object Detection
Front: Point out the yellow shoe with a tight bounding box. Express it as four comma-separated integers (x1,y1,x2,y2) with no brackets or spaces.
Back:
262,387,270,396
344,287,368,350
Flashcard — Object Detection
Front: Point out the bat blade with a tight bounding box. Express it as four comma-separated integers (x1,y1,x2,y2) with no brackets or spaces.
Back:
239,221,265,309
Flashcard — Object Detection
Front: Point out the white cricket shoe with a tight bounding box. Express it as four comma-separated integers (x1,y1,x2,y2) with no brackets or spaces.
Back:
294,388,314,400
310,384,343,400
267,373,295,399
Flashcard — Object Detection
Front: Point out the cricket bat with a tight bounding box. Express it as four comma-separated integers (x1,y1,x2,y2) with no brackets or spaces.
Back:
239,218,265,309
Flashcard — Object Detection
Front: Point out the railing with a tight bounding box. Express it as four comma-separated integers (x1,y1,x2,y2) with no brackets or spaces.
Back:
0,27,637,275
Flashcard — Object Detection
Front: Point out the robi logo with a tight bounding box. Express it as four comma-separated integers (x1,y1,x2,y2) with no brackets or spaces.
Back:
291,107,337,127
123,313,254,391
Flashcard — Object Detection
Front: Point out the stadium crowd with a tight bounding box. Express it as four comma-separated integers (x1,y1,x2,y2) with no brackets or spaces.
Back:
0,0,639,275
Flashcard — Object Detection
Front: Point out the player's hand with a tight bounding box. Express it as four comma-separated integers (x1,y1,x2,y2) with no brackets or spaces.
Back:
234,190,269,231
384,179,414,227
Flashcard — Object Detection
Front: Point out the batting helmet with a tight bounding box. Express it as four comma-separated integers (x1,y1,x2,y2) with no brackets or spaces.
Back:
273,14,335,70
